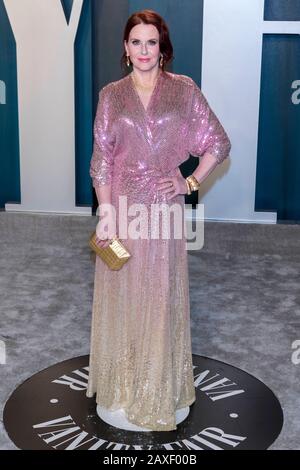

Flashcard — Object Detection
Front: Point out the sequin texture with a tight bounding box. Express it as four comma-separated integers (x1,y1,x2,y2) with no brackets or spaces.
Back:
86,70,231,431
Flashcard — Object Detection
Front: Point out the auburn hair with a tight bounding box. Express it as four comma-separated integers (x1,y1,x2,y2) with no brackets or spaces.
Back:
121,9,174,72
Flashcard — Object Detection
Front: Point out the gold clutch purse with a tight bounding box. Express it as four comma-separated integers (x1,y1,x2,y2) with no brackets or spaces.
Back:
89,232,131,270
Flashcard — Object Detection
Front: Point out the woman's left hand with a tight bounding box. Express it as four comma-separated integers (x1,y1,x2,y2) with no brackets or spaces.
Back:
156,169,188,200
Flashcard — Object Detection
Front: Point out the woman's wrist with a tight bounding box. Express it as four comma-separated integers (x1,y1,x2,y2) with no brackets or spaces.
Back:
186,174,201,192
185,178,192,195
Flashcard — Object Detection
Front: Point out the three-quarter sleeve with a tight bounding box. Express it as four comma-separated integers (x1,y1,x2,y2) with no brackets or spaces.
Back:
90,86,116,187
186,80,231,164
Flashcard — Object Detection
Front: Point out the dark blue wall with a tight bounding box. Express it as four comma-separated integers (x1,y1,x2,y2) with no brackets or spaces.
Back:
255,23,300,221
0,0,20,208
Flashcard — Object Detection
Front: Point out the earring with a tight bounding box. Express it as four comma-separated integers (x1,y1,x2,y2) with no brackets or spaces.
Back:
126,55,130,67
159,54,164,68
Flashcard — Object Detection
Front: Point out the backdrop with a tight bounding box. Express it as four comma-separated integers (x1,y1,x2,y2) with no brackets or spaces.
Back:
0,0,299,221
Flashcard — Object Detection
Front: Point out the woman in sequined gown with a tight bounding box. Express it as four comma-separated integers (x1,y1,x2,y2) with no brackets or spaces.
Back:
86,10,231,431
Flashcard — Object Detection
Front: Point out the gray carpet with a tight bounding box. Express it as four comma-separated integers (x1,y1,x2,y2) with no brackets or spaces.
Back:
0,211,299,450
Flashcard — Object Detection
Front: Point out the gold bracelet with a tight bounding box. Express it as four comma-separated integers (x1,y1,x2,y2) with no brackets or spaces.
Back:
186,175,201,192
185,178,192,195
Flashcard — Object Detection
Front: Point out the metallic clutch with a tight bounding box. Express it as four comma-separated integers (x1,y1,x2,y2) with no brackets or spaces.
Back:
89,232,131,270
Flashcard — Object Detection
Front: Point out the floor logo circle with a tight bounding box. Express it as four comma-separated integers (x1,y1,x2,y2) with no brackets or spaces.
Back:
3,355,283,450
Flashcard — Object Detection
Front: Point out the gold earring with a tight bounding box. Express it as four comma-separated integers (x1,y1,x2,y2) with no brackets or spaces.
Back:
126,55,130,67
160,54,164,67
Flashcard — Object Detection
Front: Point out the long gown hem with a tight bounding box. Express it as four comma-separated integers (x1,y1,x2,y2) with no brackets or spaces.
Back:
86,390,196,432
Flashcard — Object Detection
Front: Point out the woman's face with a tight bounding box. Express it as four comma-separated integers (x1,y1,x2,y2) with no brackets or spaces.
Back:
124,23,160,72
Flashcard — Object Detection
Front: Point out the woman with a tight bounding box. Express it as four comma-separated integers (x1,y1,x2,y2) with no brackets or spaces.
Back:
86,9,231,431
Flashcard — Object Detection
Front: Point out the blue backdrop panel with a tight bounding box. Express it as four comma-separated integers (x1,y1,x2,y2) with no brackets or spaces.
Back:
129,0,203,84
83,0,204,210
87,0,129,211
264,0,300,21
255,34,300,221
60,0,74,24
0,0,20,208
74,0,93,207
129,0,204,207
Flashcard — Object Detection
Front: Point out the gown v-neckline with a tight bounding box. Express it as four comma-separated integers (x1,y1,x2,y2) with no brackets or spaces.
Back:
129,69,162,115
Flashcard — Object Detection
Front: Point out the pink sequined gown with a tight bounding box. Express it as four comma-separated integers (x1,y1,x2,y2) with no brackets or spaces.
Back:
86,69,231,431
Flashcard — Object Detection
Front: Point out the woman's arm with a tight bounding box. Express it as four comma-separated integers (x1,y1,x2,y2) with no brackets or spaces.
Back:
191,151,219,185
95,184,112,207
186,80,231,165
90,86,116,196
157,80,230,199
90,86,116,245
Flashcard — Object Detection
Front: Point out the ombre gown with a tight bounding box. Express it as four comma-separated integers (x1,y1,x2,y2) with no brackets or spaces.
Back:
86,69,231,431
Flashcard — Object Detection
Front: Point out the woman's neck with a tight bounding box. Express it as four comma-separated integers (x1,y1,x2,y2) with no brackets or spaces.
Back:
131,67,161,89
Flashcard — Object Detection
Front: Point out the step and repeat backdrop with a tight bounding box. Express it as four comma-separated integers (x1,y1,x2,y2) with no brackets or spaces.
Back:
0,0,299,222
